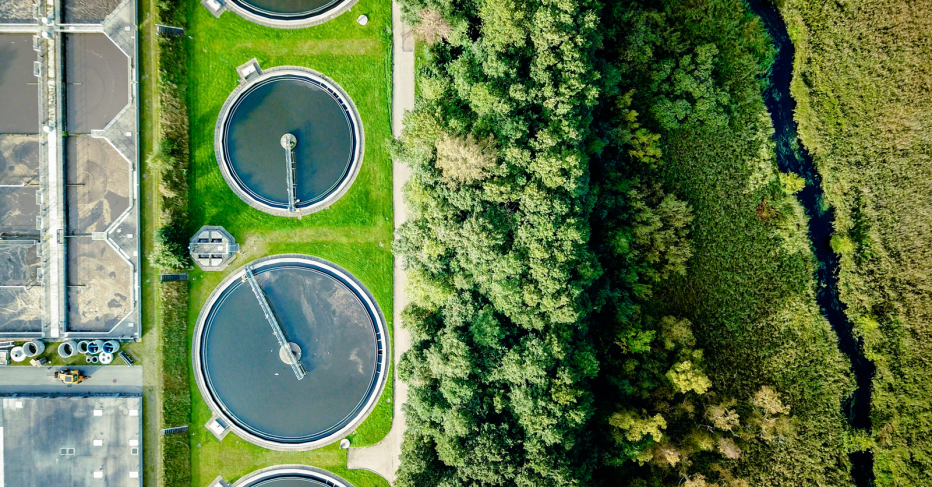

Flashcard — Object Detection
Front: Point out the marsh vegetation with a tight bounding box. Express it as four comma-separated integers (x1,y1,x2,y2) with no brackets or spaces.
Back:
392,0,885,484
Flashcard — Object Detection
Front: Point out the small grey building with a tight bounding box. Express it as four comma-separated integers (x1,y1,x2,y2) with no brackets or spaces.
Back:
189,226,239,271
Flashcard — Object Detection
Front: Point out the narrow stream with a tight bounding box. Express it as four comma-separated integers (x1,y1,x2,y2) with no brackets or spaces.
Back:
746,1,875,484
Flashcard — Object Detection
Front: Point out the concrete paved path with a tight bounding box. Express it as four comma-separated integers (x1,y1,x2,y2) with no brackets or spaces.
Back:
0,365,143,394
346,1,414,484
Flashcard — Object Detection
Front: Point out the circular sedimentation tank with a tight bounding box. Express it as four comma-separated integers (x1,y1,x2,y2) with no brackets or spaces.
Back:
222,0,358,28
231,466,354,487
216,67,363,217
193,255,388,450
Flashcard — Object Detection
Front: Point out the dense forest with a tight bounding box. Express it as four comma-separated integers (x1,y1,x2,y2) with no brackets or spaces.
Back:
392,0,873,485
779,0,932,484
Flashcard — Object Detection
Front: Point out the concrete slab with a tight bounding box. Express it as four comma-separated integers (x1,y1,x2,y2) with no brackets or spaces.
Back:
62,0,124,24
0,366,141,393
0,395,142,486
108,196,138,270
63,33,129,134
66,136,130,233
67,238,132,332
0,135,40,185
90,103,136,163
100,0,136,58
0,34,40,134
0,0,37,23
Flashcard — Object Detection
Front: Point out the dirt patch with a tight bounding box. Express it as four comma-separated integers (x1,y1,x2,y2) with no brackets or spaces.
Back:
66,238,132,332
0,187,39,235
66,136,130,233
0,286,42,332
0,245,40,286
0,0,36,23
0,135,40,185
62,0,123,23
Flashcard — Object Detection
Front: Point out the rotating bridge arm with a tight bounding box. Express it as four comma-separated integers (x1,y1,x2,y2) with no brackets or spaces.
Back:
243,266,307,380
282,134,298,213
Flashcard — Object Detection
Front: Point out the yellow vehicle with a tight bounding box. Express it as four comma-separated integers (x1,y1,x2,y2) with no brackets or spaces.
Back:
56,369,90,385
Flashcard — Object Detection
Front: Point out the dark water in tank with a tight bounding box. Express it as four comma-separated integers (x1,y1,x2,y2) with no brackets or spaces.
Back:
225,76,354,209
251,476,329,487
233,0,342,16
201,264,378,442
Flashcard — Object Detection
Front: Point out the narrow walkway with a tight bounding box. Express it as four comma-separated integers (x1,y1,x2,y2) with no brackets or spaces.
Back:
346,1,414,484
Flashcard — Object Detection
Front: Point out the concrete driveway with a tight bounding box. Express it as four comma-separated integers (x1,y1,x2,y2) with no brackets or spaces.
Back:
0,365,142,394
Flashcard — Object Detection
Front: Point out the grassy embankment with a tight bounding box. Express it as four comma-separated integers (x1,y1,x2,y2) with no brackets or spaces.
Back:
148,0,195,485
779,0,932,484
136,0,163,483
183,1,394,486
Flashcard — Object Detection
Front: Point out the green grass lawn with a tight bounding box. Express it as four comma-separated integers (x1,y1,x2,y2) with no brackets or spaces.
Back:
184,1,393,486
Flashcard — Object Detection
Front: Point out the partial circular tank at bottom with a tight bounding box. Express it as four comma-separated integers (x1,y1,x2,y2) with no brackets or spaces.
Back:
230,465,355,487
58,341,77,358
10,347,26,362
23,340,45,357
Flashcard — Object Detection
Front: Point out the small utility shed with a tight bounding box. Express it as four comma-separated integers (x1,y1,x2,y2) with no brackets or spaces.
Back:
0,395,142,486
189,226,239,271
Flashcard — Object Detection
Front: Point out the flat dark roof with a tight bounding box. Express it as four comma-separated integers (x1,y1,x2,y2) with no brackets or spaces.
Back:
0,395,142,487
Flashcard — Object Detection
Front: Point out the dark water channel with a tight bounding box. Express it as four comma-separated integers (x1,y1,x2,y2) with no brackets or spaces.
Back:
747,1,875,484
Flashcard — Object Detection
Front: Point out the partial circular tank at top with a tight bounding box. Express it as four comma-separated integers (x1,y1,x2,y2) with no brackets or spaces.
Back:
193,255,388,450
233,0,342,18
216,67,363,217
224,0,357,26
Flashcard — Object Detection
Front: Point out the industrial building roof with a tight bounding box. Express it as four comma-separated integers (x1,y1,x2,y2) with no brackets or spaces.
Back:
0,394,142,487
